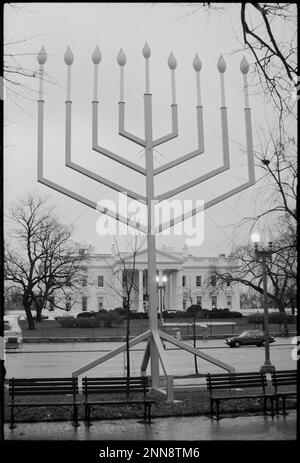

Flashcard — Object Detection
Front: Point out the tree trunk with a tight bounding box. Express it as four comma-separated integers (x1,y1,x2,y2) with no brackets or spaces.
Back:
276,300,286,314
35,303,44,322
193,322,198,375
24,304,35,330
126,306,130,384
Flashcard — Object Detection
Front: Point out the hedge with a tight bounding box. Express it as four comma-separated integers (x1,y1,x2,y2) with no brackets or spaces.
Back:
247,312,295,324
58,317,102,328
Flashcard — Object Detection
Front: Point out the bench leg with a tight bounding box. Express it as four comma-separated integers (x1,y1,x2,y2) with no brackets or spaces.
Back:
270,397,275,418
216,400,220,421
10,406,15,429
210,399,214,418
263,397,274,418
85,405,91,426
282,397,287,416
147,403,152,424
73,404,79,427
275,396,280,415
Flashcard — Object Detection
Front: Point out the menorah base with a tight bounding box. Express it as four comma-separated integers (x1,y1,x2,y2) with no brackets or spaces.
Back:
72,329,234,402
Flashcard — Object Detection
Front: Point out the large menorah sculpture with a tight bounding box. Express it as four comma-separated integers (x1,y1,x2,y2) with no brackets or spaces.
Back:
37,43,255,400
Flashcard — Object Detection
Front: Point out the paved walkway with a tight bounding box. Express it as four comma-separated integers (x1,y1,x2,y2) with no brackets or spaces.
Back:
4,410,296,441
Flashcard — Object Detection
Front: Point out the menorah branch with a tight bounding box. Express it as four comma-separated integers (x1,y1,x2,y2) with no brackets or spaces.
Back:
152,104,178,147
64,102,147,203
92,102,146,175
37,101,147,232
118,102,146,147
153,106,204,175
155,107,255,233
154,106,229,201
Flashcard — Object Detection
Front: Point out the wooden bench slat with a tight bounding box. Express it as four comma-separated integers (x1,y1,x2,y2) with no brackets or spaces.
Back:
10,378,76,383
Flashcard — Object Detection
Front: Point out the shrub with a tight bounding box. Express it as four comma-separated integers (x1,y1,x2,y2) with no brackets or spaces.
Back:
207,309,243,319
58,317,76,328
162,311,176,319
58,316,101,328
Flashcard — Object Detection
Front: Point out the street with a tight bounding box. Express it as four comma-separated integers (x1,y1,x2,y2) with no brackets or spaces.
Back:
5,337,296,379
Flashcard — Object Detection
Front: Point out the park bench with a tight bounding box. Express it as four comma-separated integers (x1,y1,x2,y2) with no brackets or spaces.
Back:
82,376,154,426
206,371,272,420
8,377,79,428
271,370,297,415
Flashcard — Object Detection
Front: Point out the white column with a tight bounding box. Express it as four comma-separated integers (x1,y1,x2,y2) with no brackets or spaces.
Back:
176,270,183,310
138,269,143,312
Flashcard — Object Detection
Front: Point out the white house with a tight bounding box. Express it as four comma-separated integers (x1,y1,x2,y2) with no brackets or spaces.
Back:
64,244,240,313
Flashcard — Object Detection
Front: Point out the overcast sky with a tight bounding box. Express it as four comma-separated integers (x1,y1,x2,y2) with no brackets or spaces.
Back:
4,3,281,256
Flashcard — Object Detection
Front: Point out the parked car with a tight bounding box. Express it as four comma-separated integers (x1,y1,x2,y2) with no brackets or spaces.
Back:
76,311,95,318
4,315,23,349
225,329,275,348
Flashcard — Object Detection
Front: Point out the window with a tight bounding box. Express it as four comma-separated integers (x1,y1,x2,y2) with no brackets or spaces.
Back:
196,296,202,307
226,279,231,287
98,275,104,287
211,295,217,309
211,275,216,287
98,296,104,311
227,295,232,309
82,296,88,311
196,275,202,287
82,275,87,287
182,275,186,287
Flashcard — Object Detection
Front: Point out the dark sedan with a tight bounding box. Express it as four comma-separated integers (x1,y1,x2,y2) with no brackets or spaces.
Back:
225,329,275,348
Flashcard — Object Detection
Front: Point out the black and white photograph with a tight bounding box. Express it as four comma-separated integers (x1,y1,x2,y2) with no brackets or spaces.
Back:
1,1,297,451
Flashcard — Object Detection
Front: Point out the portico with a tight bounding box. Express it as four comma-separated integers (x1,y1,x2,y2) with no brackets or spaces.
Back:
112,248,184,312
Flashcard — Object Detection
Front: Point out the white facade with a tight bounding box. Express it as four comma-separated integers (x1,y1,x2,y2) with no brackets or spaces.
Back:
67,245,240,313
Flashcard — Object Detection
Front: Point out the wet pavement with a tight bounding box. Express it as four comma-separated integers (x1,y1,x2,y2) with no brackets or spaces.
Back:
4,410,296,441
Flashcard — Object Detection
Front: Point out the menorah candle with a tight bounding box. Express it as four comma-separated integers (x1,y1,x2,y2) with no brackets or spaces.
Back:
64,46,74,101
37,46,47,100
168,52,177,105
193,54,202,106
143,42,151,94
240,56,250,107
92,46,102,101
117,48,127,102
217,54,227,107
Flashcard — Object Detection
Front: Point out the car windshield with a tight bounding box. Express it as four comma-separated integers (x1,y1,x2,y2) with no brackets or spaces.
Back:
239,331,252,337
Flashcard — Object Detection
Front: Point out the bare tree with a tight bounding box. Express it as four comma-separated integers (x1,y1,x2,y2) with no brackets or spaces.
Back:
179,3,297,120
4,193,84,329
210,219,297,314
106,234,146,380
183,278,201,374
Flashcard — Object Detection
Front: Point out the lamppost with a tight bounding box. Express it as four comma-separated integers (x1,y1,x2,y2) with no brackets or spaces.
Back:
251,232,276,373
156,274,167,326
